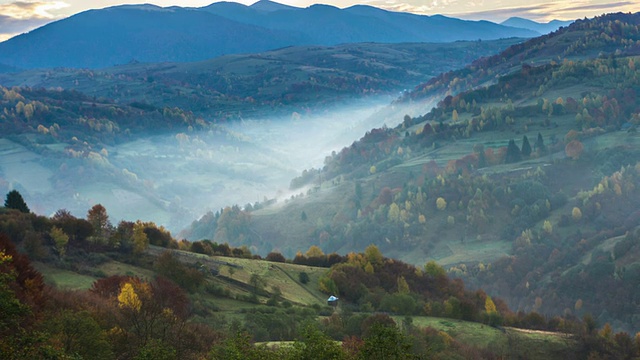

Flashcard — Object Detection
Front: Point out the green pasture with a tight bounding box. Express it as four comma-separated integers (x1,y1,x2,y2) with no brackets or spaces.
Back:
34,263,97,290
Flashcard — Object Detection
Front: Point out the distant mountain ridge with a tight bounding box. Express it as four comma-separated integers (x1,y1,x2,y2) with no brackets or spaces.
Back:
0,0,540,69
501,17,574,34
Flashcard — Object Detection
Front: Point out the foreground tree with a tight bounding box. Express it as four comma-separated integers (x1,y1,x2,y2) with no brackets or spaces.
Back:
4,190,29,213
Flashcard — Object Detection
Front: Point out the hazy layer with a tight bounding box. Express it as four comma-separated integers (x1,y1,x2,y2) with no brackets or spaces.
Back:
1,96,415,234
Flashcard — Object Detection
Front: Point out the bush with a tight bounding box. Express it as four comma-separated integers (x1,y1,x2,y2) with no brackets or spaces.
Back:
299,271,310,284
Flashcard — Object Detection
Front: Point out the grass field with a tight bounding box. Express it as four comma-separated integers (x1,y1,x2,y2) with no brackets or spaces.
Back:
97,260,156,280
401,316,573,359
146,246,329,307
34,263,97,290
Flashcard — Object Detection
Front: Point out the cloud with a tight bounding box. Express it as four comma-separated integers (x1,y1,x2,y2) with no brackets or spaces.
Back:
362,0,639,22
0,1,69,19
0,1,69,40
445,1,639,22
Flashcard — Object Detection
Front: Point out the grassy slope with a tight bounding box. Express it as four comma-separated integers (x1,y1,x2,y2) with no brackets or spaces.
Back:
145,246,328,307
406,316,572,359
260,316,574,358
34,263,98,290
34,247,575,357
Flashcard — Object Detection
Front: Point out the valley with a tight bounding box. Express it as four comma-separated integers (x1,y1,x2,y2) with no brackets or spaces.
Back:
1,2,640,359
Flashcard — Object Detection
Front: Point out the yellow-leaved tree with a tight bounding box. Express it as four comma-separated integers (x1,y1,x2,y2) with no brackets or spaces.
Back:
572,207,583,221
306,245,324,258
50,226,69,258
132,221,149,254
118,282,142,312
397,276,410,294
364,244,383,268
485,296,497,314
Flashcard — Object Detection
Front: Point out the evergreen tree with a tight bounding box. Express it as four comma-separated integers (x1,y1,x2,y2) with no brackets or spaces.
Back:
4,190,29,213
505,139,521,163
473,143,487,168
521,135,532,157
535,132,546,154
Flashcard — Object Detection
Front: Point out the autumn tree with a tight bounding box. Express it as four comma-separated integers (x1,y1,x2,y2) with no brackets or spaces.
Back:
110,277,197,358
0,249,29,344
396,276,410,294
306,245,324,258
52,209,93,247
118,282,143,311
266,252,286,263
4,190,29,213
132,221,149,254
0,234,47,358
485,296,497,314
154,251,204,292
87,204,112,244
388,203,400,222
364,244,383,268
50,226,69,258
565,140,584,160
572,207,583,221
424,261,446,278
484,296,502,326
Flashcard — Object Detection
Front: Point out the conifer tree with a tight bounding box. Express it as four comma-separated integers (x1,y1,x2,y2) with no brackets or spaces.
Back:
4,190,29,213
535,132,546,155
521,135,532,157
505,139,521,163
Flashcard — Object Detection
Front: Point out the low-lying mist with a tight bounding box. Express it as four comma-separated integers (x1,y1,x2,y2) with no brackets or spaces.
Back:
2,96,423,235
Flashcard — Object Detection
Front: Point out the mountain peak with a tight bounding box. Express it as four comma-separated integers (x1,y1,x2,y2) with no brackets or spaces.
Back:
105,3,171,12
249,0,299,12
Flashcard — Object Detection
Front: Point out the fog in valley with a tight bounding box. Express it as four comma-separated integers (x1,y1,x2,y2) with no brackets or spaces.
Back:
1,96,417,235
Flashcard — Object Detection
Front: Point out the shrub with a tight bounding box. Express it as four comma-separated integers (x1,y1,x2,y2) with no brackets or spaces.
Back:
299,271,310,284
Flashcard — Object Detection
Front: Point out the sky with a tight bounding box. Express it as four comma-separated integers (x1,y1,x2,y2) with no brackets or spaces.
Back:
0,0,638,41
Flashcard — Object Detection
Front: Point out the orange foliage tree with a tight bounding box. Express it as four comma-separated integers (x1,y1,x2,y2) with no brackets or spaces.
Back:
565,140,584,160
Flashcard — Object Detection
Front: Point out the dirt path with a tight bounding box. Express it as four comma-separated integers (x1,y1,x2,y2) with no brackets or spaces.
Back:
506,327,574,338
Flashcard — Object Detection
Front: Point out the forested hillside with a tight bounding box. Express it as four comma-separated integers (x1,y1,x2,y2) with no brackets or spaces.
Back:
184,13,640,333
0,200,633,359
403,12,640,105
0,40,521,119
